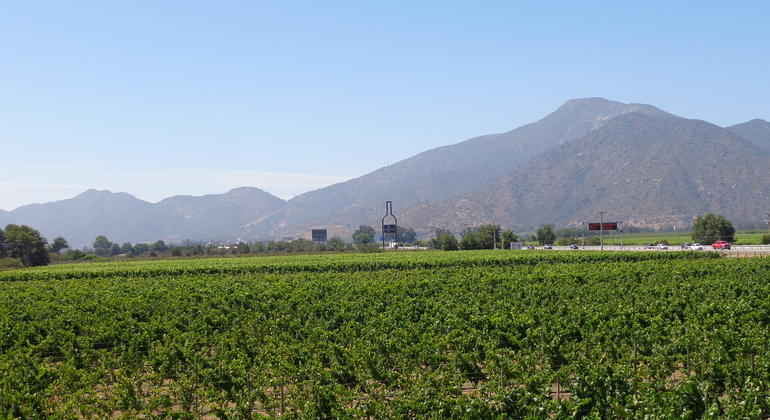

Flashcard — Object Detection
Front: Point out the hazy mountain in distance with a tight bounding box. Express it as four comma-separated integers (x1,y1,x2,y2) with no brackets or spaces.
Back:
727,119,770,153
113,187,286,245
259,98,675,236
1,187,285,248
3,98,768,246
397,113,770,232
0,190,153,248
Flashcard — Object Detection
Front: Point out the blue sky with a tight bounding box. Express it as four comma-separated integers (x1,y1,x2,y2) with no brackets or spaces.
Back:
2,1,768,211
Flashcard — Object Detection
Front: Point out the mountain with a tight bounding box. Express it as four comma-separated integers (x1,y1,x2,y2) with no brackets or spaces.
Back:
0,190,153,248
253,98,675,236
113,187,286,244
397,113,770,231
2,98,768,246
1,187,284,248
727,119,770,152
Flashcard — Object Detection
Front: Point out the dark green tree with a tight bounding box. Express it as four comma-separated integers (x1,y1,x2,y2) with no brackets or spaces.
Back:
93,235,113,256
133,243,151,255
0,227,6,258
151,240,168,252
4,224,50,267
237,242,250,254
289,238,314,252
67,249,87,260
536,224,556,245
459,232,480,250
692,213,735,244
352,225,375,243
459,224,517,249
390,226,416,243
120,242,134,255
50,236,69,255
436,233,459,251
354,233,373,246
326,237,349,252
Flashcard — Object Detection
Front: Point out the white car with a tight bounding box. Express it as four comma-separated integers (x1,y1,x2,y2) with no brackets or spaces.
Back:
690,243,704,251
657,243,668,250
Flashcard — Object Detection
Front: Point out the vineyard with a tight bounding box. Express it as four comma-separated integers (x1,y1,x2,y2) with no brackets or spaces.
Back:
2,250,769,418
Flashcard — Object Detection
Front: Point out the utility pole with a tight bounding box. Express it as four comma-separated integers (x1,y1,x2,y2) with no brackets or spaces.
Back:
767,213,770,233
597,211,606,251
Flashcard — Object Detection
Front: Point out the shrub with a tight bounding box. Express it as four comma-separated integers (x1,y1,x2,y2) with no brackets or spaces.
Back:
0,258,24,270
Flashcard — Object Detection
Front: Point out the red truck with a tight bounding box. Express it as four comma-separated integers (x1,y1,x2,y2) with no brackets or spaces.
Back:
712,241,731,250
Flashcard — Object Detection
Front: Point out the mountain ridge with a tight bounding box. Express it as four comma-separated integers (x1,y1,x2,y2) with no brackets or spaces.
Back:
2,98,769,247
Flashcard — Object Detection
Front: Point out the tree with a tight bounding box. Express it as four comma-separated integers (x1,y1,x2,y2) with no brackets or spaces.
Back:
151,240,168,252
393,226,416,243
93,235,113,256
50,236,69,255
459,232,480,250
120,242,134,255
436,233,459,251
537,224,556,245
4,224,50,267
352,225,375,243
692,213,735,244
326,237,350,252
67,249,87,260
0,227,6,259
133,243,151,255
289,238,314,252
354,233,373,246
458,224,517,250
501,229,519,248
237,242,250,254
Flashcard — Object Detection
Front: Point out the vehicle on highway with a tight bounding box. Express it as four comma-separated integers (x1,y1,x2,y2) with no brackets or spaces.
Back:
644,243,655,249
681,242,692,249
712,240,731,250
569,244,579,250
544,244,553,249
657,243,668,250
690,243,704,251
526,245,535,249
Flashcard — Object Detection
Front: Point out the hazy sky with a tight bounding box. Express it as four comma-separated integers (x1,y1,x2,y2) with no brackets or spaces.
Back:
2,1,768,211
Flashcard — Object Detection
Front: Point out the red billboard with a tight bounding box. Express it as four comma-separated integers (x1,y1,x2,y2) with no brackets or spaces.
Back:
588,222,618,231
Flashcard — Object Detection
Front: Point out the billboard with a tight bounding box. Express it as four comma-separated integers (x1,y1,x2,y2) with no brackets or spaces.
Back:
588,222,618,231
311,229,327,243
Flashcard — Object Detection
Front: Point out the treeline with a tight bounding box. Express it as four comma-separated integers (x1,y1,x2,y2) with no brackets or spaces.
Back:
69,236,357,260
0,224,67,268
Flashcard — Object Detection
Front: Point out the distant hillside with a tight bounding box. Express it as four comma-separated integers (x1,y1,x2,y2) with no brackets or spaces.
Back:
398,113,770,231
1,188,284,248
113,187,286,245
262,98,675,237
0,190,153,248
2,98,767,246
727,119,770,152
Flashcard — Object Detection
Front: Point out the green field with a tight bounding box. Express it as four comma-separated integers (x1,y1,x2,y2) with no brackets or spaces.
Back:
2,251,769,418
